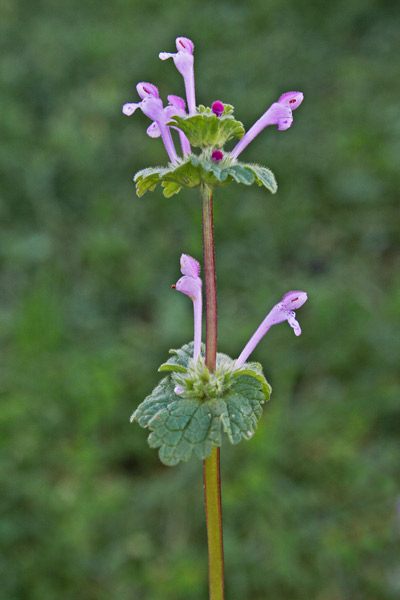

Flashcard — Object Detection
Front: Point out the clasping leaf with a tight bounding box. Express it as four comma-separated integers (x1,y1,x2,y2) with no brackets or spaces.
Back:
131,343,271,466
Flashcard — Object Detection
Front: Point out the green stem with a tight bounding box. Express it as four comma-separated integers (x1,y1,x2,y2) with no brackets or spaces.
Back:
201,184,225,600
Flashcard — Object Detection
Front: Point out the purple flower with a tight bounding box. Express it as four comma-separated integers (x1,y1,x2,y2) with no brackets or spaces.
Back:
146,95,192,156
122,82,178,164
173,254,202,360
211,101,224,117
165,96,191,156
159,37,196,115
180,253,200,278
230,91,304,160
236,291,308,367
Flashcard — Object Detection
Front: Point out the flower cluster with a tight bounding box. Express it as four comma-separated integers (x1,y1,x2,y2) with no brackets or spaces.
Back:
123,36,303,168
127,39,308,466
173,254,308,377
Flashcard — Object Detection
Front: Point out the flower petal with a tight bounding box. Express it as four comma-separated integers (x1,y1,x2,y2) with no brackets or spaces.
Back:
287,311,302,336
171,51,194,78
176,37,194,54
159,52,175,61
281,291,308,310
139,96,165,122
180,254,200,278
278,91,304,110
122,102,140,116
278,116,293,130
175,275,201,301
167,95,186,111
146,121,160,138
136,82,159,99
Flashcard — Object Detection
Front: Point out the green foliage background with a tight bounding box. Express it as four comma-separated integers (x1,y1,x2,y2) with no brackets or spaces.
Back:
1,0,399,598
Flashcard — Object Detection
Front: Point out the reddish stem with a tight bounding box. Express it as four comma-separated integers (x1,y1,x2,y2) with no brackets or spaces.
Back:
201,184,225,600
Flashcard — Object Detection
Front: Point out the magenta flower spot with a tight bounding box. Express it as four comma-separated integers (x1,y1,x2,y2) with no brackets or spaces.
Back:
159,37,196,115
278,91,304,110
230,91,304,159
136,82,159,99
176,37,194,54
211,101,224,117
236,290,308,367
173,254,203,360
281,290,308,310
212,150,223,162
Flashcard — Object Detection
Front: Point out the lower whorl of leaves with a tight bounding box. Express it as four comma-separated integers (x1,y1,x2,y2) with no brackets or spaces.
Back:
134,156,277,198
131,343,271,466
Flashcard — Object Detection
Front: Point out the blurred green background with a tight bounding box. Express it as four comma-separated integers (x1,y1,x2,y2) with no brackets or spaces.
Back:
1,0,399,598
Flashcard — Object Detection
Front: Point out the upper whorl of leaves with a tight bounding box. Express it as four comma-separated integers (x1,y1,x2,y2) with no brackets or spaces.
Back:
133,103,278,198
170,108,245,149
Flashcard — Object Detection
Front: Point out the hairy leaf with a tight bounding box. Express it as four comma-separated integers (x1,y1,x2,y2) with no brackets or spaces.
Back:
244,163,278,194
132,343,271,466
171,114,244,149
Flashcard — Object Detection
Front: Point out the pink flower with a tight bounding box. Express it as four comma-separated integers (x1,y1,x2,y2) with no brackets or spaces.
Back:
173,254,202,360
147,95,191,156
159,37,196,115
236,291,308,367
230,92,304,160
122,82,178,164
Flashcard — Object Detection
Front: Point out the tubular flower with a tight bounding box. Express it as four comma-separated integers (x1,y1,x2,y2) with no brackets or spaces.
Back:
236,291,308,367
159,37,196,115
122,82,179,164
147,95,191,156
173,254,202,361
230,91,304,160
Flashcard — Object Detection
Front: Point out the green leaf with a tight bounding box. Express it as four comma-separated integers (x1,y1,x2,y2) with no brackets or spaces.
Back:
132,344,271,466
171,114,244,149
161,180,182,198
133,160,202,197
226,165,255,185
233,361,272,399
134,166,168,197
161,161,202,188
132,157,277,198
243,163,278,194
220,375,265,443
158,342,197,373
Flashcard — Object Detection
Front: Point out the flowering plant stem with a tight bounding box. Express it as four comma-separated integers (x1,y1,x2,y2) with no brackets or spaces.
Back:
201,183,225,600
